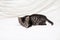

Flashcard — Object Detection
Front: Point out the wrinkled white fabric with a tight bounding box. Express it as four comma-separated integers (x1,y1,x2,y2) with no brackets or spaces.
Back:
0,0,59,19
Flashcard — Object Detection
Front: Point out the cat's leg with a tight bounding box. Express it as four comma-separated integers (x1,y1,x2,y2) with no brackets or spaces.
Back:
28,18,32,28
42,22,46,25
27,24,32,28
39,21,46,25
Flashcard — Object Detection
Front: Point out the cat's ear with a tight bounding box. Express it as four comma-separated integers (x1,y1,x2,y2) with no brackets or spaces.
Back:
18,17,22,22
25,16,29,21
18,17,21,19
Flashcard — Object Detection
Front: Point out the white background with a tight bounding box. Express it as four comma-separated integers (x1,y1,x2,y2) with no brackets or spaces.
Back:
0,0,60,40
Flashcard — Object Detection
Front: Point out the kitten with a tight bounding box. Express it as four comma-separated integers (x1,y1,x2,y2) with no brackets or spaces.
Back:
18,14,53,28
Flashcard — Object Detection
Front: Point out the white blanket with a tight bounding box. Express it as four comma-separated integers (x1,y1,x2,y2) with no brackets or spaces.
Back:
0,0,59,19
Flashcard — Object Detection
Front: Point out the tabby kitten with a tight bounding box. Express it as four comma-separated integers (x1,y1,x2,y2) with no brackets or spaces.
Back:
18,14,53,28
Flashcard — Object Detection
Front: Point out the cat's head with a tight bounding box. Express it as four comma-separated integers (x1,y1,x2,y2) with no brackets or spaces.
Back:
18,15,30,28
